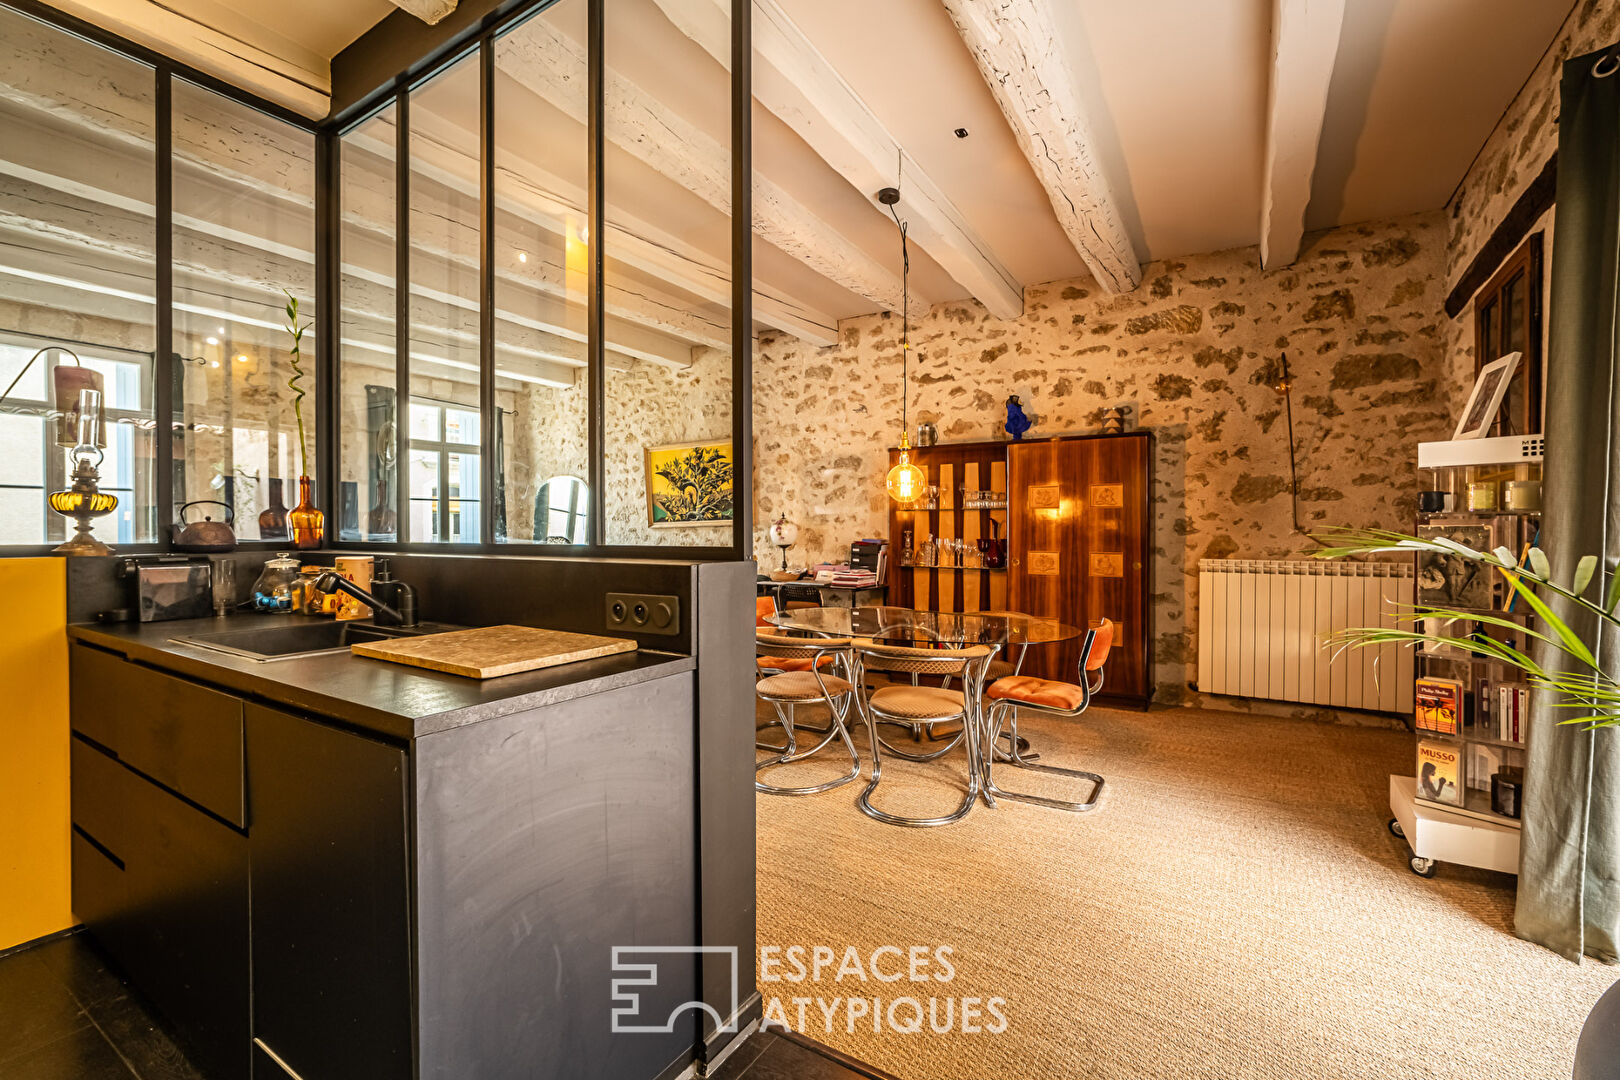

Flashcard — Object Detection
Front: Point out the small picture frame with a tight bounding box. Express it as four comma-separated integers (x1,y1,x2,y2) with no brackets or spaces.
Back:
1453,352,1520,440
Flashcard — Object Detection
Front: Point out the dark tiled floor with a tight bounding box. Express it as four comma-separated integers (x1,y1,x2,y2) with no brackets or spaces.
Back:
0,931,202,1080
0,932,883,1080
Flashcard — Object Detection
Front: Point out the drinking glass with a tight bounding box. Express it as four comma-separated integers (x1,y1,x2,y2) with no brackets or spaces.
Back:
212,559,236,617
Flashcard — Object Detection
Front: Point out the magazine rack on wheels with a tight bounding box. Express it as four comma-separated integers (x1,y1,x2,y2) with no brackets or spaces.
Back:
1390,437,1542,877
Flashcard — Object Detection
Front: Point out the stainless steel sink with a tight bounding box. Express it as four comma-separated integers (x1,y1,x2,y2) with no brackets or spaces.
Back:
172,621,430,662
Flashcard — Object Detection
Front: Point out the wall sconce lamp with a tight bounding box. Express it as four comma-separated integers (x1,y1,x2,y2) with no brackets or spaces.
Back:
1267,352,1305,536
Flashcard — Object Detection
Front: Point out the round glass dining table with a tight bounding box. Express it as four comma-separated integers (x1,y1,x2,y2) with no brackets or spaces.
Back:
764,605,1082,649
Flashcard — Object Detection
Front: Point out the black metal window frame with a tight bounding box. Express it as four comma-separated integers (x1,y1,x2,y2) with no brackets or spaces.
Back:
327,0,753,562
0,0,323,558
0,0,751,562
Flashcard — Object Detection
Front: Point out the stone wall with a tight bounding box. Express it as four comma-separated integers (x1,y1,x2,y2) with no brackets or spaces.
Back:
1444,0,1620,398
751,211,1452,709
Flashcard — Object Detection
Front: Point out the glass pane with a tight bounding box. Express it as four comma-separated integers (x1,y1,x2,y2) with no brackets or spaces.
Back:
493,1,591,544
408,448,440,540
445,407,480,445
339,104,399,541
447,451,480,542
172,80,316,542
602,0,733,546
410,401,442,441
0,7,158,543
536,474,587,544
409,52,483,543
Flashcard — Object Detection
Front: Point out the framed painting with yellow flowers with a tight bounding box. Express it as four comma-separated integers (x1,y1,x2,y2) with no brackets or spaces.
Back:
644,439,734,528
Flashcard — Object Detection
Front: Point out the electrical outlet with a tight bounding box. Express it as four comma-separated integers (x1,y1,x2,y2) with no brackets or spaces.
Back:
605,592,680,636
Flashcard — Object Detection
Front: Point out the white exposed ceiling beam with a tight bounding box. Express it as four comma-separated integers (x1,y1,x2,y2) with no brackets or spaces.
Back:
1259,0,1346,270
941,0,1142,294
36,0,329,119
497,23,929,315
387,0,458,25
652,0,1021,320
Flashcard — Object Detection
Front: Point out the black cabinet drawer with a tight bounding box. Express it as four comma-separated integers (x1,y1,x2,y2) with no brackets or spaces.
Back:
71,643,246,827
70,734,251,1080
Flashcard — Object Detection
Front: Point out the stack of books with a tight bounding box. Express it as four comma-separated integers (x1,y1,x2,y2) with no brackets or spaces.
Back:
827,569,880,588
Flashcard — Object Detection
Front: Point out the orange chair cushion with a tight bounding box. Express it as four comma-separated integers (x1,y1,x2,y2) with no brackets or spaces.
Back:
757,655,834,672
1086,619,1115,671
756,597,777,627
986,675,1086,711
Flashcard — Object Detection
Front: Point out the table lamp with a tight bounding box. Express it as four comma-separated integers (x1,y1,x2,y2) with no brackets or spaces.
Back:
768,513,798,573
49,387,118,556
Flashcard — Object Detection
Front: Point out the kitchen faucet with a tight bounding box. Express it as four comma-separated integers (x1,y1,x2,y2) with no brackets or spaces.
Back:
314,568,418,627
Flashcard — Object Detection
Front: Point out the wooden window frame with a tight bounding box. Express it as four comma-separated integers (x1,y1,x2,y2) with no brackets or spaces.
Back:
1471,232,1543,437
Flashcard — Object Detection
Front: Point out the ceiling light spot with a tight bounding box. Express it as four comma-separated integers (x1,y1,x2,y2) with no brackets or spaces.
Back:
235,354,249,363
210,359,220,367
517,250,529,263
205,336,219,345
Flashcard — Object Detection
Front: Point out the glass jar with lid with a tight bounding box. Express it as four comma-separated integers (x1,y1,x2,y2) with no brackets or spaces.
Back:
250,552,303,613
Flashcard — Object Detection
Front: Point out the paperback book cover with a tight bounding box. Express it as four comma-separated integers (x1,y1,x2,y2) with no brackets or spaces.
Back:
1417,740,1463,807
1415,677,1462,735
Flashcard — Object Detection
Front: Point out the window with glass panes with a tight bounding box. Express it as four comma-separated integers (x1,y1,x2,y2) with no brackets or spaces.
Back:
408,399,481,543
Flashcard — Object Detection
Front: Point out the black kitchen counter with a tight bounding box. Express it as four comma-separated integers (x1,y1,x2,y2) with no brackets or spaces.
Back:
67,616,695,741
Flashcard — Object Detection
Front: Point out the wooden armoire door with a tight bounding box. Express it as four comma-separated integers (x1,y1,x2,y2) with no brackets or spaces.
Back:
1007,433,1152,706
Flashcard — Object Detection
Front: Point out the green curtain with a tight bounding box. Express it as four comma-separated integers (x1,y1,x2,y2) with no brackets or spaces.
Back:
1518,43,1620,962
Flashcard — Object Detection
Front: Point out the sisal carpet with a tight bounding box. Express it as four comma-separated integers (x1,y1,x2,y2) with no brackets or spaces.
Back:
754,701,1619,1080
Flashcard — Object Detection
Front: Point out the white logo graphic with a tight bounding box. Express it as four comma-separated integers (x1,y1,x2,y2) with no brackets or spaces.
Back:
610,946,740,1035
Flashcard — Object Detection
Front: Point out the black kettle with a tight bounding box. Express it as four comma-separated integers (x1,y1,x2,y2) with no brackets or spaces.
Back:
172,500,237,552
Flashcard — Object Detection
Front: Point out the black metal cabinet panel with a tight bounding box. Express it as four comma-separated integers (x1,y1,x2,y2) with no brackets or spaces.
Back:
70,643,247,826
245,704,413,1080
413,672,699,1080
70,734,250,1080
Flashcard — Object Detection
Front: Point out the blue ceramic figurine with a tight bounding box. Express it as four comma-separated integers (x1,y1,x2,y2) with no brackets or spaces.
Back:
1005,395,1031,441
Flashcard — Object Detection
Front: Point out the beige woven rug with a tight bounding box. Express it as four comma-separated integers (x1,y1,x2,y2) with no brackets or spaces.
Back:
754,702,1619,1080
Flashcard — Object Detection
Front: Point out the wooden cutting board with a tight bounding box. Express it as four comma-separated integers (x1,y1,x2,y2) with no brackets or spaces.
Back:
350,625,638,679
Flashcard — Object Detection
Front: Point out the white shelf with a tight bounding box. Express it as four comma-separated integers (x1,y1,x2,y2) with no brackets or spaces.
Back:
1389,774,1519,875
1417,435,1544,468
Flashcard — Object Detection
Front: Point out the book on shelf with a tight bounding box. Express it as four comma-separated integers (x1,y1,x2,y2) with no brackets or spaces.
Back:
1415,677,1462,736
1494,683,1529,743
1416,740,1463,807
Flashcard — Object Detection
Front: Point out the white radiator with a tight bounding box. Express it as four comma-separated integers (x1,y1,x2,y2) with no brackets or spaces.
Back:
1197,559,1414,713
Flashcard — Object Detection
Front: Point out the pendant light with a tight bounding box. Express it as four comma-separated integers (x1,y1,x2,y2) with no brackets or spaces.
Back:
880,183,925,503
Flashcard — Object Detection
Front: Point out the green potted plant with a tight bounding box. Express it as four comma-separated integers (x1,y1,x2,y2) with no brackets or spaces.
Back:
1312,527,1619,727
283,291,323,549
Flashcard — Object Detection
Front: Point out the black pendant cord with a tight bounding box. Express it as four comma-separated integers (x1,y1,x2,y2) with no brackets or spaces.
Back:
885,199,911,435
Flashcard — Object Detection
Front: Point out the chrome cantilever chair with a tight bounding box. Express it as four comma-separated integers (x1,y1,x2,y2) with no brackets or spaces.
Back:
852,639,996,827
981,619,1114,812
754,632,860,796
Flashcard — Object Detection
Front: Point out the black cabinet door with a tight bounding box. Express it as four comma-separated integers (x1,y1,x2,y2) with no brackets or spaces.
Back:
72,735,251,1080
246,704,413,1080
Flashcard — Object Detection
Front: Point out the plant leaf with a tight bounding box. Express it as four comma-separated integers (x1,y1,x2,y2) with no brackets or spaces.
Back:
1574,555,1599,596
1606,565,1620,614
1528,546,1550,579
1494,546,1518,567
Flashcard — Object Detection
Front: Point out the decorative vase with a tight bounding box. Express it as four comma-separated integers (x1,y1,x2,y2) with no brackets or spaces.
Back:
289,475,324,550
258,477,289,540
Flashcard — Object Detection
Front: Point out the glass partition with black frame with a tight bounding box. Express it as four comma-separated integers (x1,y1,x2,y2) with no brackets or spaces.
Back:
492,0,591,546
602,0,733,549
171,79,318,543
331,0,751,559
337,103,401,542
0,5,159,545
